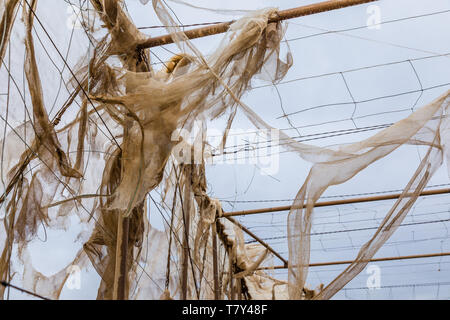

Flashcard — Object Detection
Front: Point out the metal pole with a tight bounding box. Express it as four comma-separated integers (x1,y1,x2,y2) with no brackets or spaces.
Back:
223,188,450,217
225,216,288,267
113,215,129,300
137,0,378,49
212,221,220,300
228,246,235,300
181,167,192,300
258,251,450,270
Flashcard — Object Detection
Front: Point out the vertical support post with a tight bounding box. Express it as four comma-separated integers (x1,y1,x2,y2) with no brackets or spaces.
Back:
228,247,235,300
113,214,130,300
237,279,242,300
181,166,191,300
212,220,220,300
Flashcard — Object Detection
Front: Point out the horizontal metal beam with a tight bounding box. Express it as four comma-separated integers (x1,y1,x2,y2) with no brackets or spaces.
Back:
137,0,378,49
222,188,450,217
258,251,450,270
224,216,288,267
